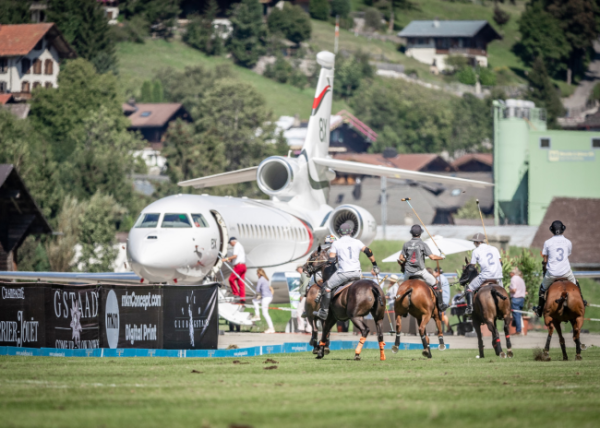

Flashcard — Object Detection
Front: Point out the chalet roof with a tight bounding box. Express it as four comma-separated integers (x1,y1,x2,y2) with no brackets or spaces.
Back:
451,153,493,170
125,103,187,128
398,20,501,40
531,197,600,267
0,23,76,58
0,94,13,105
0,165,52,254
332,153,454,172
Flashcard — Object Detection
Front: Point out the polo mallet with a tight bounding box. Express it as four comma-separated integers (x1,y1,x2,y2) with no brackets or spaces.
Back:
401,198,445,257
476,199,490,245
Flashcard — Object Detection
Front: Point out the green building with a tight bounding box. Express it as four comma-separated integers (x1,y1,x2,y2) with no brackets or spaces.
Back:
493,99,600,226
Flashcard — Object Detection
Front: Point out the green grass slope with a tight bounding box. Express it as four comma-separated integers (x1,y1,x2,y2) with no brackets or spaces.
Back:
116,39,350,120
2,348,600,427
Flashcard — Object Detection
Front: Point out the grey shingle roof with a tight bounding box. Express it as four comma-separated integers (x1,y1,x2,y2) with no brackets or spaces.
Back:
398,20,493,38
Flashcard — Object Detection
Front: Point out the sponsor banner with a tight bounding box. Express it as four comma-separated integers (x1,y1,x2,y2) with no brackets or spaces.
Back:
161,285,219,350
0,284,45,348
6,347,41,357
283,342,311,353
46,285,100,350
98,286,163,349
262,344,284,355
40,347,75,357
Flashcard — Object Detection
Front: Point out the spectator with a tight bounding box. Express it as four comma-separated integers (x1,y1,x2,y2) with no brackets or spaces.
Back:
433,267,453,335
251,268,275,333
384,274,399,308
223,237,247,304
296,265,310,332
509,267,527,335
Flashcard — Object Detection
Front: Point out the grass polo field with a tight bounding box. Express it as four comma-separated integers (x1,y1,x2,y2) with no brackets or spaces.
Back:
1,347,599,427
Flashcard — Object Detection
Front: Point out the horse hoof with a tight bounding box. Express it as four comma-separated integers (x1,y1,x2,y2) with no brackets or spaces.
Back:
354,354,361,361
507,350,514,358
324,348,330,355
391,345,399,354
312,348,319,355
438,344,446,351
581,344,588,351
563,357,569,361
576,355,582,361
500,352,507,359
316,354,323,359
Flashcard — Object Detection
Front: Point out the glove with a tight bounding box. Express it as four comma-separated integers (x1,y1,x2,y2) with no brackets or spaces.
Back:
373,265,380,275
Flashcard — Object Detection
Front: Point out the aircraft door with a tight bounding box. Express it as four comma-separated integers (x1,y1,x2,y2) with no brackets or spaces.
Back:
210,210,229,276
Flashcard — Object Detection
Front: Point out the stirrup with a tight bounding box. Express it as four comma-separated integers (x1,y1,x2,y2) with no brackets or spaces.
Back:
465,305,473,315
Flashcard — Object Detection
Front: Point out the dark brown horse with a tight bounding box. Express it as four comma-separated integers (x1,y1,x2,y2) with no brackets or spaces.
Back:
392,278,446,358
458,259,513,359
541,280,587,361
303,247,387,361
303,279,332,355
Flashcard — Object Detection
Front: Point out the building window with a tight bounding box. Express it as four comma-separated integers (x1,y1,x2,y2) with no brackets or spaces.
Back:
44,82,53,89
34,39,43,50
22,58,31,74
539,137,551,149
592,138,600,149
33,82,41,89
21,81,30,93
0,81,6,92
33,59,42,74
0,58,7,74
44,59,53,75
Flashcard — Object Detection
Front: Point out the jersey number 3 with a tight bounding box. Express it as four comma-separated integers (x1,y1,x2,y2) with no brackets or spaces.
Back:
556,248,564,262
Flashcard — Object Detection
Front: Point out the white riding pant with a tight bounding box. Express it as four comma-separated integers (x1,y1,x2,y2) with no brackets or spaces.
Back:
325,270,362,291
296,297,306,331
403,269,436,286
541,270,576,290
467,274,503,292
253,296,274,330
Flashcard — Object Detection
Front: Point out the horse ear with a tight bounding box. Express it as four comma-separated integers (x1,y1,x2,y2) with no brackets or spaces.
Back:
465,256,469,265
317,245,322,253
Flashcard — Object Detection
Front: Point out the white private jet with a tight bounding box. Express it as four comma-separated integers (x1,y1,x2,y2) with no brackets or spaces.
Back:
0,51,492,293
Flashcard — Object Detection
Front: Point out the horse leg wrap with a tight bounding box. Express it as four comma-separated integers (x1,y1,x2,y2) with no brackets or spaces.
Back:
421,335,428,349
355,337,366,355
379,341,386,361
319,341,327,347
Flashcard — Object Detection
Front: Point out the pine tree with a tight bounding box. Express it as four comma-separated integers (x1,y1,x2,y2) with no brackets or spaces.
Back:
267,4,311,44
331,0,351,19
47,0,117,74
310,0,330,21
527,57,564,127
493,7,510,29
152,81,164,102
228,0,266,68
0,0,31,24
141,81,153,102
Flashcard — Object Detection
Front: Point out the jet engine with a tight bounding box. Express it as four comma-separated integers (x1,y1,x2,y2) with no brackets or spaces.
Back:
256,156,300,200
328,205,377,244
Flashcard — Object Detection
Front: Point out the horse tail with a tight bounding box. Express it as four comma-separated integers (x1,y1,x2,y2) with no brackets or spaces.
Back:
491,288,507,301
490,288,507,317
555,291,568,316
397,289,413,307
371,282,384,309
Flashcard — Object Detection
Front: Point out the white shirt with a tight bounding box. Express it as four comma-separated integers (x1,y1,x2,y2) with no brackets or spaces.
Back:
330,235,365,272
542,235,572,276
471,243,502,279
232,242,245,265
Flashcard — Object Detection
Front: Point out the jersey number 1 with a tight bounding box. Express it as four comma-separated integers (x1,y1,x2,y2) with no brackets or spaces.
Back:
348,247,352,259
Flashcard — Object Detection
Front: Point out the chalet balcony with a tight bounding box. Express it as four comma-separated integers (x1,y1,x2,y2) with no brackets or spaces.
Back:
436,48,487,56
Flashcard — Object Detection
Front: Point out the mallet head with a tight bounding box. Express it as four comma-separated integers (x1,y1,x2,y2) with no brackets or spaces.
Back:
401,198,411,201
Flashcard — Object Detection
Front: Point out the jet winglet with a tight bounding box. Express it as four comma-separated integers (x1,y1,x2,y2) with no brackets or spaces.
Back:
178,167,258,189
312,158,494,189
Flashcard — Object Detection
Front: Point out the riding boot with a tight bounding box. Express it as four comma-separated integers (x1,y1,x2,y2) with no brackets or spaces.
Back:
576,280,588,307
313,290,331,321
465,291,474,315
435,289,449,312
533,285,546,318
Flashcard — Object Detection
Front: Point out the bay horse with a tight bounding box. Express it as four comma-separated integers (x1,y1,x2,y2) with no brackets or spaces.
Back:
302,263,336,355
541,279,586,361
458,258,513,359
303,246,387,361
392,277,446,358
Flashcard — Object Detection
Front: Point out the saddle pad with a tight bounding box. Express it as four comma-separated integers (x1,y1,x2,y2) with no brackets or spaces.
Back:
333,283,352,298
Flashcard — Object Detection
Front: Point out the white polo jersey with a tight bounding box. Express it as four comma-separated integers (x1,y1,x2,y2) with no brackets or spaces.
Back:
542,235,572,276
330,235,365,272
471,243,502,279
232,242,246,265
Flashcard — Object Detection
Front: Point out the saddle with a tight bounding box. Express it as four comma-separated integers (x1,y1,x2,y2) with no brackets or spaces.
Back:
408,275,424,281
473,279,499,295
333,282,352,298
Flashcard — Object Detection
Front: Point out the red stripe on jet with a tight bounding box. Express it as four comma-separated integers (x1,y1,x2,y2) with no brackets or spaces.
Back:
300,220,314,256
312,85,331,110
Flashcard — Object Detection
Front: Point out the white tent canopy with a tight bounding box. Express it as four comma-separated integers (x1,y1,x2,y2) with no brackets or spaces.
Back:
382,235,475,263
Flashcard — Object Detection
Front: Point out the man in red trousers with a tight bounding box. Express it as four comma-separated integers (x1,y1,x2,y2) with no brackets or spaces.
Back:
223,237,247,304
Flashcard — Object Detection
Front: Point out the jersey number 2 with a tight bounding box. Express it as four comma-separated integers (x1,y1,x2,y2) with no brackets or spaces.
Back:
486,253,495,265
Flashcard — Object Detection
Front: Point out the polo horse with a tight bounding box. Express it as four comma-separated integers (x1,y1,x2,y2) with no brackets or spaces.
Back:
458,258,513,358
392,275,446,358
303,246,387,361
302,261,337,355
541,279,587,361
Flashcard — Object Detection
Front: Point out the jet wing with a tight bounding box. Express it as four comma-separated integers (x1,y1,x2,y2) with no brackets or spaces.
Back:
0,271,142,284
178,167,258,189
312,158,493,189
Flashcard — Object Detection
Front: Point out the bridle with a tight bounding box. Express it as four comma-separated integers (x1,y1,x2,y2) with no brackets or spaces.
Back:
459,263,479,286
303,249,331,277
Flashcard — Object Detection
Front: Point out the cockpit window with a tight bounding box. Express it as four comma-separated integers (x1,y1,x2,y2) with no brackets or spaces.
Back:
161,213,192,228
134,213,160,228
191,214,209,228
